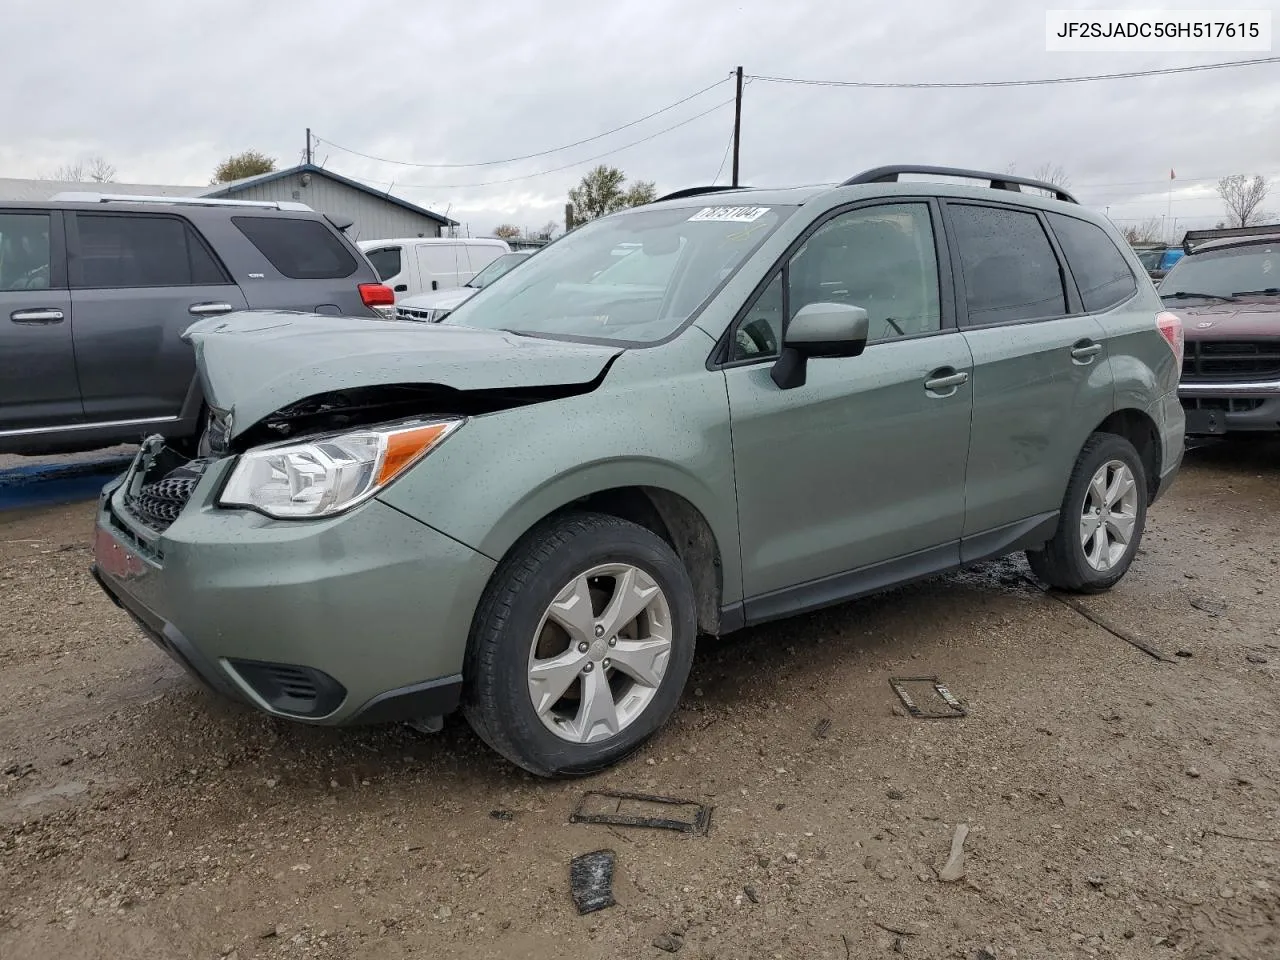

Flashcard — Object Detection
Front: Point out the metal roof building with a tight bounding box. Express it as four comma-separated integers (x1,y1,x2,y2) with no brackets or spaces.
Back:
0,163,455,242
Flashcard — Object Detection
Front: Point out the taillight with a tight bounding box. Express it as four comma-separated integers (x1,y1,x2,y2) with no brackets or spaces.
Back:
359,283,395,308
1156,311,1183,370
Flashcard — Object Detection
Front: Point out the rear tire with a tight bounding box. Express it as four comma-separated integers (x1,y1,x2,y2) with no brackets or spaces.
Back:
463,513,696,778
1027,432,1148,593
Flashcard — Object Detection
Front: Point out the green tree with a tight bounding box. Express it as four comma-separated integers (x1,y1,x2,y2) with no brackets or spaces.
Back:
567,165,656,226
211,150,276,184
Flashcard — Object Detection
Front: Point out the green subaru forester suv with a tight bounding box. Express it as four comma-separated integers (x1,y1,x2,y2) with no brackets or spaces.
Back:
92,166,1185,777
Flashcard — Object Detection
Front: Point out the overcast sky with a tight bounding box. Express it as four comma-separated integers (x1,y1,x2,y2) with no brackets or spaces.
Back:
4,0,1277,239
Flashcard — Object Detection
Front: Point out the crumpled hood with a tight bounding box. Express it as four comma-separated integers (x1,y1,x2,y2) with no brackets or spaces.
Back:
397,288,475,311
184,311,622,438
1174,299,1280,339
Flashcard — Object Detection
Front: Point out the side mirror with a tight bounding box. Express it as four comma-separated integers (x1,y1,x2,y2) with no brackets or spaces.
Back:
771,303,869,390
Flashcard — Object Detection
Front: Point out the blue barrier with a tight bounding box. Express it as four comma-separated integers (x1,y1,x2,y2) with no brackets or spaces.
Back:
0,456,134,511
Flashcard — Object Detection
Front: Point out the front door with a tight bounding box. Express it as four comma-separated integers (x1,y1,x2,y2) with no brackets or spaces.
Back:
722,201,974,617
0,209,81,432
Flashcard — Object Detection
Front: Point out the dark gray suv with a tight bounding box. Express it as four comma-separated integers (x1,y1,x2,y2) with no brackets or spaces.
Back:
0,194,389,455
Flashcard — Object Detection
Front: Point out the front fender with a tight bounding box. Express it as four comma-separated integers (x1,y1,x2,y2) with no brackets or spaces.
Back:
375,353,743,603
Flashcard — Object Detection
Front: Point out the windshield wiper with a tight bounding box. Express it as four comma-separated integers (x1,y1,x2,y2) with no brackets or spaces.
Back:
1230,287,1280,297
1160,291,1238,303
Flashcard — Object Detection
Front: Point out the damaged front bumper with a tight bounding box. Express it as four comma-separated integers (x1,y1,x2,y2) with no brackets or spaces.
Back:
90,443,495,726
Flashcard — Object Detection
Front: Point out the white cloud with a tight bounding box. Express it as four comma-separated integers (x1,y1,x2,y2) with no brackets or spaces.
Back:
5,0,1278,235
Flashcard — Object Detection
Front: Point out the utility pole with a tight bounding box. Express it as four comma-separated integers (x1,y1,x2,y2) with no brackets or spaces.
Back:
731,66,743,187
305,128,313,165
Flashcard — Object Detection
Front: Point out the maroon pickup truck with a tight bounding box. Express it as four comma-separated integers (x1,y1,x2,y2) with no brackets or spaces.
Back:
1160,227,1280,436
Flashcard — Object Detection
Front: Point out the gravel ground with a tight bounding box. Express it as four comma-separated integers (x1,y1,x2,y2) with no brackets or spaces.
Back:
1,442,1277,960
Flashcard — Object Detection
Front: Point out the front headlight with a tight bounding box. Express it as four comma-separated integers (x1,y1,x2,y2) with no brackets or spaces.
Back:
219,419,461,519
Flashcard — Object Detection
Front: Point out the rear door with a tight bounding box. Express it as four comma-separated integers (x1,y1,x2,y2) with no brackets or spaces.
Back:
416,243,466,292
0,209,79,431
68,211,248,425
944,201,1114,546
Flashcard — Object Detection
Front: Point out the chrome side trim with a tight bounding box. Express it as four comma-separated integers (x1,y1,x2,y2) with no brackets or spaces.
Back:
0,415,181,438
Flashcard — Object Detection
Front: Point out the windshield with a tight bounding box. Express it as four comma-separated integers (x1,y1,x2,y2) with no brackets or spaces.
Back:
1135,248,1163,271
467,252,531,288
441,204,794,344
1161,243,1280,299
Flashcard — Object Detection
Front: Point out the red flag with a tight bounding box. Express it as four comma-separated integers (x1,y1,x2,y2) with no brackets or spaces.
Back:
1170,169,1176,180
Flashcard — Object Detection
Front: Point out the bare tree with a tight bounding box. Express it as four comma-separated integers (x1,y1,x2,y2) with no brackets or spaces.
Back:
45,154,116,182
1120,218,1163,245
536,220,559,240
1032,163,1071,188
492,224,522,239
1216,174,1270,228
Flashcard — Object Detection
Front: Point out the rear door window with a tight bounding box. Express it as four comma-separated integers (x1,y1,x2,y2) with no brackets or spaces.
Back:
1048,213,1138,312
949,204,1067,326
0,212,54,290
73,214,228,289
232,216,357,280
365,246,402,282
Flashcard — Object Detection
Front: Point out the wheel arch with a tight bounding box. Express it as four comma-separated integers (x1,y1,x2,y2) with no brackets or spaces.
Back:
477,466,736,637
1093,407,1161,502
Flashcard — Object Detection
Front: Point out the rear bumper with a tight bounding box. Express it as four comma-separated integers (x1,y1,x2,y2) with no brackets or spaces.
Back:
1178,393,1280,434
1148,390,1184,504
92,463,493,725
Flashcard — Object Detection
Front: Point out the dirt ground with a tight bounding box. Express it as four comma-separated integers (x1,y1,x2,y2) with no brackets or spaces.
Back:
1,443,1277,960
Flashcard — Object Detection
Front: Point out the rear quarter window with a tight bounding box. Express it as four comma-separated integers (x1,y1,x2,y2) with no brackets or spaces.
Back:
1048,213,1139,312
231,216,358,280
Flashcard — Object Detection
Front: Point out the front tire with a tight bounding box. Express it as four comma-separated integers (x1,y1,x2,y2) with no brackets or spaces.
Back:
1027,432,1148,593
463,513,697,777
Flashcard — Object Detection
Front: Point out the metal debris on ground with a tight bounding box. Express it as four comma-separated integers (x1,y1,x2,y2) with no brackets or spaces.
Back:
888,677,967,719
1026,577,1176,663
813,717,832,739
938,823,970,882
570,790,713,835
569,849,616,915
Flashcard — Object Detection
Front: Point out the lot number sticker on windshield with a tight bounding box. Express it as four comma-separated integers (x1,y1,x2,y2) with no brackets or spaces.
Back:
687,206,771,223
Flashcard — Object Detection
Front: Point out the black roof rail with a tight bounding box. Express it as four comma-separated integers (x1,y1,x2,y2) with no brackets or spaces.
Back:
1182,223,1280,255
653,185,747,203
842,165,1079,204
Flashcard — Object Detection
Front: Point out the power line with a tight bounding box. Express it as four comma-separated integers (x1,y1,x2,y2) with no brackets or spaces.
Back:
712,128,734,185
345,98,735,191
747,56,1280,89
314,76,730,169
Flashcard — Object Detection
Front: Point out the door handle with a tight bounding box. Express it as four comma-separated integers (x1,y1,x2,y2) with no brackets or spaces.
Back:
188,302,234,316
10,308,65,324
924,369,969,393
1071,341,1102,363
